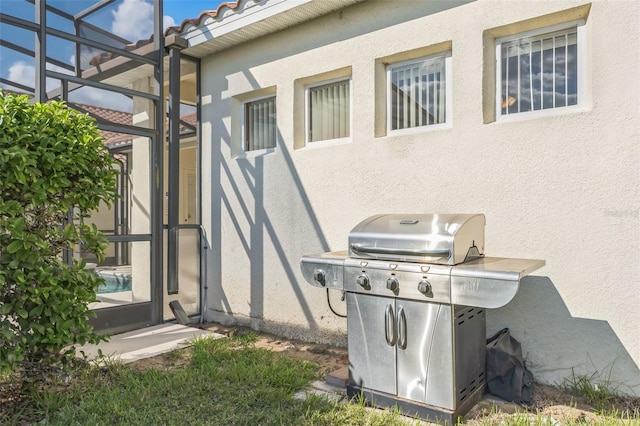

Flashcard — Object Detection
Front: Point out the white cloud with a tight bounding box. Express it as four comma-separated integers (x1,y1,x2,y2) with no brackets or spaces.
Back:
5,61,36,89
6,61,67,92
111,0,153,41
164,15,177,31
111,0,177,42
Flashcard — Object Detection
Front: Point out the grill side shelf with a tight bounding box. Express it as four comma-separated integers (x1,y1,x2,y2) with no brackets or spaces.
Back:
300,251,347,290
450,257,545,308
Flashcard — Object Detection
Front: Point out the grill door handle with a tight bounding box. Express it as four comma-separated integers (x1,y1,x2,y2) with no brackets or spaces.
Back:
350,244,450,258
397,306,407,350
384,304,396,346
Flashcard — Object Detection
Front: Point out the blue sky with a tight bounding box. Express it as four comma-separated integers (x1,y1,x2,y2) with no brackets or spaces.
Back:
166,0,227,26
0,0,225,109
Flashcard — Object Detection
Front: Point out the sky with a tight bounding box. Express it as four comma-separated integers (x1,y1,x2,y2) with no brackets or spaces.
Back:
0,0,226,110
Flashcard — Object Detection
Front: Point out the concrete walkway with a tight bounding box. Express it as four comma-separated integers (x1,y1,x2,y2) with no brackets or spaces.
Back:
75,323,224,364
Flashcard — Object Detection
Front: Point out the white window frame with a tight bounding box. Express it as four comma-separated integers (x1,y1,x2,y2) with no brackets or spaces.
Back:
386,52,452,135
495,20,585,120
304,77,352,146
241,94,277,155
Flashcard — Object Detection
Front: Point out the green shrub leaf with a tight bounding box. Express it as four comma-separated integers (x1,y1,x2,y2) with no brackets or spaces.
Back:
0,92,115,375
6,240,23,254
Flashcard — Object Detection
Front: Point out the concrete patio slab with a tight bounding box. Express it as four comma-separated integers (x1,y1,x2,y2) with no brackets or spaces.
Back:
75,323,224,364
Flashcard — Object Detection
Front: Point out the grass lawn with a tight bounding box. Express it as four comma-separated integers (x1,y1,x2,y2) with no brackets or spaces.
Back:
2,333,413,425
2,331,639,425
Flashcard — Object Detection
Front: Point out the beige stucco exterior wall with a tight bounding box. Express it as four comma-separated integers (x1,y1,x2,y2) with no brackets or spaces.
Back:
130,77,153,302
199,0,640,394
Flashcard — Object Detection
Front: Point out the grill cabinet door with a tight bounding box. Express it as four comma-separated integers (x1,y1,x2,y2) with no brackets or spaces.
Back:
347,292,396,395
396,300,455,409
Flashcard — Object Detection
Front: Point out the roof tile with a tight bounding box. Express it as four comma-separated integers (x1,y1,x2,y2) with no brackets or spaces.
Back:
165,1,242,36
90,1,247,66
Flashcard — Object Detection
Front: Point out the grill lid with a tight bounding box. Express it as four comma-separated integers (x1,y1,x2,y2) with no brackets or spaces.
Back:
348,214,485,265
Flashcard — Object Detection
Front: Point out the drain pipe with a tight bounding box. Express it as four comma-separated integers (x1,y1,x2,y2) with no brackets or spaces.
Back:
198,224,209,325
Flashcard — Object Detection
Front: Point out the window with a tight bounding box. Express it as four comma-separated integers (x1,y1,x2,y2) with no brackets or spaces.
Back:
307,79,350,143
244,96,276,151
497,26,579,117
388,53,449,132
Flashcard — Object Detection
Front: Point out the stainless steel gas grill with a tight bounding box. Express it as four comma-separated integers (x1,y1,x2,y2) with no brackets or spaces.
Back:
300,214,545,423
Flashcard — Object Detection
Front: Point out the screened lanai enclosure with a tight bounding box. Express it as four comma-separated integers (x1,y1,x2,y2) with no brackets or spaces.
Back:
0,0,203,333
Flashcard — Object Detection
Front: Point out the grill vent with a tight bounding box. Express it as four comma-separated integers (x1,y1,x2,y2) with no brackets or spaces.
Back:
456,307,482,326
459,371,486,402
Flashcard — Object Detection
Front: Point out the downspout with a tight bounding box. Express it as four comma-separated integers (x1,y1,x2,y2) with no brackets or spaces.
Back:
199,225,209,325
166,34,188,296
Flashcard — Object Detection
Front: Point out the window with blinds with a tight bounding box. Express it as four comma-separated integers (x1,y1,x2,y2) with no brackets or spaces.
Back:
499,27,578,116
388,54,448,132
307,79,350,143
244,96,276,151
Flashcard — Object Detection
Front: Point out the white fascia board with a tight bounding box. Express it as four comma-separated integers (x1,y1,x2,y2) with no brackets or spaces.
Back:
181,0,311,47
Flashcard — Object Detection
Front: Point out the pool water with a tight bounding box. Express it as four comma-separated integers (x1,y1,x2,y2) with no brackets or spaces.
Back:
96,272,132,294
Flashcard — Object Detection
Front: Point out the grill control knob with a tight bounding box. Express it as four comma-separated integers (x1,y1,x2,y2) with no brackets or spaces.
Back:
386,277,399,292
356,275,370,288
313,270,326,286
418,280,432,295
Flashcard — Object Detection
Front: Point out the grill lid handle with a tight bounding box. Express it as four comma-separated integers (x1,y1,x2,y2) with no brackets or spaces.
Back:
350,244,451,258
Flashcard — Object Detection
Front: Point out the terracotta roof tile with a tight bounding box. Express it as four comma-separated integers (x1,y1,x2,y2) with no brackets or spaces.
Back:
165,1,241,36
181,111,197,128
74,103,132,125
69,103,133,148
1,90,194,149
71,103,197,149
88,2,247,66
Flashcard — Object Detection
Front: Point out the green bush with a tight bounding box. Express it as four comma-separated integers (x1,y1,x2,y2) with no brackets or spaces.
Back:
0,92,118,379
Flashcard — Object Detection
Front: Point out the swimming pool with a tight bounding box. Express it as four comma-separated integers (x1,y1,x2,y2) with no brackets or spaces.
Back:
95,269,132,294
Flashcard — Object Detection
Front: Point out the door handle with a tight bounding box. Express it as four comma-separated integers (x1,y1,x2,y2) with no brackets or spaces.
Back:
384,304,396,346
397,306,407,350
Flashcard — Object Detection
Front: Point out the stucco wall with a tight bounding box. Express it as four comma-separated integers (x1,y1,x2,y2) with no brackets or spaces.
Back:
199,0,640,394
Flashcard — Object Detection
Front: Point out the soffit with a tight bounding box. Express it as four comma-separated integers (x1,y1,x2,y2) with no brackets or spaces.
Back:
84,0,367,87
83,0,366,87
177,0,369,58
